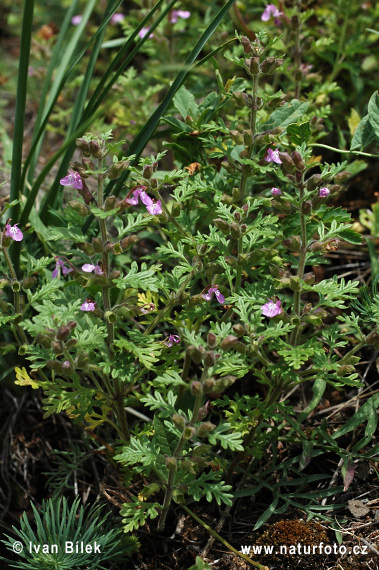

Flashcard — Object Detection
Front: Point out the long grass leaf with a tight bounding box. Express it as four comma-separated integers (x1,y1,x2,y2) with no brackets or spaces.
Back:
38,0,177,222
9,0,35,223
110,0,237,199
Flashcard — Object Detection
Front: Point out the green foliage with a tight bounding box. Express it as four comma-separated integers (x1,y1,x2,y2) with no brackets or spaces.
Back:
0,497,138,569
1,0,378,541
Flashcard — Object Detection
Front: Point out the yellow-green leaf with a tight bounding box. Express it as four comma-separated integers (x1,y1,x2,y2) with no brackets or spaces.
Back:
15,366,39,389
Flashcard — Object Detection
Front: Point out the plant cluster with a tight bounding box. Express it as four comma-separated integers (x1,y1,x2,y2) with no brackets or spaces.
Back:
1,1,378,568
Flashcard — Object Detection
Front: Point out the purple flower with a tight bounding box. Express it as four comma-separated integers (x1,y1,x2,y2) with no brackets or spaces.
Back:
138,27,153,39
125,186,162,215
71,15,82,26
261,4,282,22
62,360,71,369
52,258,73,279
170,10,191,24
125,186,148,205
201,285,225,304
261,299,282,317
4,223,23,242
60,170,83,190
164,334,181,347
139,190,153,207
265,148,282,164
146,200,162,215
140,303,155,314
81,300,96,312
111,13,124,24
319,187,330,198
81,263,104,275
271,187,282,196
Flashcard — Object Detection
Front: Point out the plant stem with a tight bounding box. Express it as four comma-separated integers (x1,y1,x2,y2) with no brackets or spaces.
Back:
289,177,307,346
294,0,302,99
157,365,209,530
225,383,283,483
1,245,28,344
182,504,269,569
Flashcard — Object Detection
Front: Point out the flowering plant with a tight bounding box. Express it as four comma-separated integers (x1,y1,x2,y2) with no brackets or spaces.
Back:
1,2,379,563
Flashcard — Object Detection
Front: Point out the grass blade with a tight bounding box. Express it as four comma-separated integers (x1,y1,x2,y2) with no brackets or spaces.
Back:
9,0,35,223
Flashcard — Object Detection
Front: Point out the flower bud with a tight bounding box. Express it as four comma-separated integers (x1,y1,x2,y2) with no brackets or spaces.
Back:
283,235,301,252
51,340,64,354
110,269,121,279
143,164,154,179
104,195,117,211
225,256,237,267
241,36,253,54
171,202,181,217
22,275,37,289
56,321,77,341
230,130,244,144
172,414,186,429
197,422,216,437
220,335,239,351
150,178,158,189
204,351,216,367
232,323,246,337
92,237,103,253
303,272,315,285
248,56,260,75
230,223,242,239
187,345,204,364
279,152,296,172
165,456,177,468
214,375,236,392
36,333,54,348
197,403,209,421
65,338,78,349
76,137,91,156
105,311,116,323
12,281,20,292
291,150,306,171
183,426,197,439
337,364,355,376
334,171,351,183
301,201,312,214
89,140,102,158
120,234,138,251
203,377,216,394
77,242,94,255
207,332,217,348
306,174,322,191
233,92,250,108
261,57,283,74
214,218,230,235
47,360,63,371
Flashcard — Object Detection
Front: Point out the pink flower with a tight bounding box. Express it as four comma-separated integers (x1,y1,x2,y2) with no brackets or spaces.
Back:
62,361,71,369
164,334,181,347
140,303,155,314
81,300,96,312
318,187,330,198
138,27,153,39
81,263,104,275
271,187,282,196
170,10,191,24
261,299,282,317
265,148,282,164
139,190,153,207
201,285,225,304
146,200,162,215
71,15,82,26
125,186,162,215
4,223,23,242
52,258,73,279
60,170,83,190
111,13,124,24
261,4,282,22
125,186,148,205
